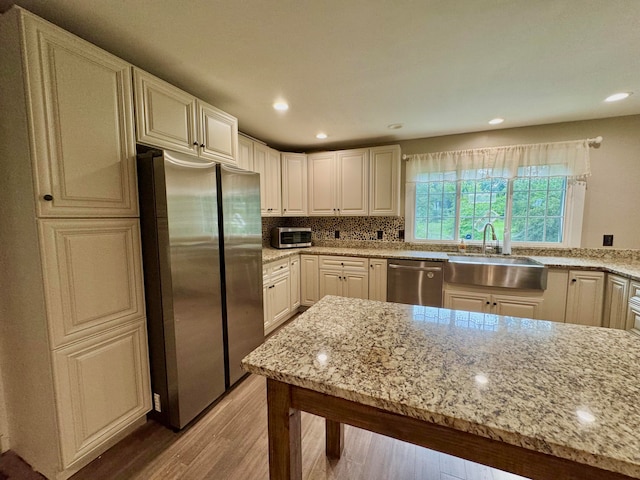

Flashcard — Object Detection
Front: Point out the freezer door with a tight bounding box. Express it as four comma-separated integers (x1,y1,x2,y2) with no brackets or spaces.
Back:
219,164,264,386
164,153,226,428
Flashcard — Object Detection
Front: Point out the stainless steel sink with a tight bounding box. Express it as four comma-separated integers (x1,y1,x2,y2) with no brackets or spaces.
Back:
445,255,548,290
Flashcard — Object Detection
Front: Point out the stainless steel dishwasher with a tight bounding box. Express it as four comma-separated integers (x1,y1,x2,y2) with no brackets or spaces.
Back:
387,259,444,307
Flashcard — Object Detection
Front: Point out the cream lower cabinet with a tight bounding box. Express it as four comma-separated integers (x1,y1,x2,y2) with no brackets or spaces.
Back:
290,255,301,310
319,256,369,300
603,274,630,329
565,270,605,327
368,259,388,301
300,255,320,306
444,286,543,319
626,281,640,333
263,258,291,335
133,68,238,164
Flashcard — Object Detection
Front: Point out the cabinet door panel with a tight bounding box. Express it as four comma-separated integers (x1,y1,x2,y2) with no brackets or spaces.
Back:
368,259,387,302
319,270,342,298
282,153,308,216
566,271,604,326
266,147,282,215
133,68,198,155
199,101,238,164
444,291,490,313
238,136,254,171
337,149,368,215
290,256,301,310
308,152,336,215
301,255,319,306
628,301,640,332
492,295,542,319
271,274,291,324
369,146,400,216
604,275,629,329
343,273,369,300
53,321,151,469
40,219,145,348
24,16,138,216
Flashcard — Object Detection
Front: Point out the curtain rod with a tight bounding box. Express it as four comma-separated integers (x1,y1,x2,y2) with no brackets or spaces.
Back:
402,136,603,160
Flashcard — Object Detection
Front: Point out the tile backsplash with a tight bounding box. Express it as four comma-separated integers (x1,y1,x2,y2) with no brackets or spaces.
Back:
262,216,405,246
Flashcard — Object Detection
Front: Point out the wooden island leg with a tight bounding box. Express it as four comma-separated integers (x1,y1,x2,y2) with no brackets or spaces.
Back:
267,379,302,480
325,419,344,459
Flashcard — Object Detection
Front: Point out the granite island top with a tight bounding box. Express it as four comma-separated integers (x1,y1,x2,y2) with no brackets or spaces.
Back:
242,295,640,478
262,247,640,281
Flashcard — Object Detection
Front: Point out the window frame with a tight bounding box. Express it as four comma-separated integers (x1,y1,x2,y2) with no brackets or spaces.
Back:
405,178,585,248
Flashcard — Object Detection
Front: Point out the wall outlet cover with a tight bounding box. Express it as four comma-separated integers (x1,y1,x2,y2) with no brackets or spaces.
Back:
603,234,614,246
334,230,340,239
377,230,383,240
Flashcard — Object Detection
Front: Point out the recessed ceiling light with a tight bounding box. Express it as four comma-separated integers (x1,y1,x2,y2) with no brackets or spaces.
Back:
316,133,328,139
488,118,504,125
604,92,632,102
273,101,289,111
388,123,403,130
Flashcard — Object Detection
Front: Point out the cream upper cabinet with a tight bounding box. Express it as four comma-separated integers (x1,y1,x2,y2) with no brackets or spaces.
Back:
369,145,401,216
133,68,237,164
237,135,255,171
21,11,138,217
198,101,238,164
281,152,308,216
254,143,281,216
300,254,320,306
603,274,629,329
308,152,337,215
565,270,605,327
308,149,369,216
368,259,388,302
337,148,369,215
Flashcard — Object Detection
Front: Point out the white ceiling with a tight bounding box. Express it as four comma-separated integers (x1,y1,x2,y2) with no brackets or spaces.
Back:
2,0,639,151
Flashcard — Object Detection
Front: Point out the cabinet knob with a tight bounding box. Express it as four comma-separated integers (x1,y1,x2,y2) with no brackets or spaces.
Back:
284,209,287,212
200,143,205,148
193,141,199,146
493,302,497,306
337,209,340,212
370,264,373,268
571,278,577,283
341,262,344,266
43,194,54,201
486,301,490,305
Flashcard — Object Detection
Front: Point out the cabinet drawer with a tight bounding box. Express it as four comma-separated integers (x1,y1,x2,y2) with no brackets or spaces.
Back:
628,299,640,331
319,255,368,271
629,281,640,300
267,258,290,276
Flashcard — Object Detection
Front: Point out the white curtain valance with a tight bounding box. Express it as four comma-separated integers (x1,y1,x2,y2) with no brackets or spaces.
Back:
406,139,592,183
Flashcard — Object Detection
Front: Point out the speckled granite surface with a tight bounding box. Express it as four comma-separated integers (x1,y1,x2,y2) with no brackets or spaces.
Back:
242,296,640,478
262,247,640,281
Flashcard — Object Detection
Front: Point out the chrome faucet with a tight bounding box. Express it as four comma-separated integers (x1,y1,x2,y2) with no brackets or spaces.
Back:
482,223,497,254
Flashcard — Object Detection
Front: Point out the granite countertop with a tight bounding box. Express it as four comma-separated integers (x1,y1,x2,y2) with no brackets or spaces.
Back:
262,247,640,282
242,295,640,478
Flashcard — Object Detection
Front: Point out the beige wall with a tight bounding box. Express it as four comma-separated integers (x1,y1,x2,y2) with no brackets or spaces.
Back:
398,115,640,249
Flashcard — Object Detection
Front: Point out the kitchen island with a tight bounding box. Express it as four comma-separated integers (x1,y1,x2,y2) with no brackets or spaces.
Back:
242,295,640,480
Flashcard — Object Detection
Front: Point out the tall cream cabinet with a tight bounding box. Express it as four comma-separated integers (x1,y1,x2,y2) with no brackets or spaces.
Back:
133,68,238,165
369,145,401,216
0,7,151,479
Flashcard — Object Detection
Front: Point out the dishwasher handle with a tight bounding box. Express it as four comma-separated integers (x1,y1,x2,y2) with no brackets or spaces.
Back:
388,264,442,272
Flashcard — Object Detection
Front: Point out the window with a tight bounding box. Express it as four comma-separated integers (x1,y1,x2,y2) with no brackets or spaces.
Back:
407,170,584,246
405,140,591,247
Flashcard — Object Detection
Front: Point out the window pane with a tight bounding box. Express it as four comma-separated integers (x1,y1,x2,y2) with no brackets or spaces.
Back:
414,181,458,240
545,217,562,242
549,177,565,190
530,178,548,191
527,217,545,242
513,178,530,191
528,194,546,216
511,217,527,241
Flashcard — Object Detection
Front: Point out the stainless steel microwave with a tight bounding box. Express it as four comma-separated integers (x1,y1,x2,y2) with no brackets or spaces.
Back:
270,227,312,249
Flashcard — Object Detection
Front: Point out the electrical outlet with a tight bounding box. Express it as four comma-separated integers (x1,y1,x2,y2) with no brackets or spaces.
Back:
398,229,405,240
334,230,340,239
377,230,383,240
603,234,614,246
153,393,162,412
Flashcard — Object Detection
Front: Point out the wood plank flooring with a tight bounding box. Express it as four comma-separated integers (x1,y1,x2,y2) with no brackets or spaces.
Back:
72,374,528,480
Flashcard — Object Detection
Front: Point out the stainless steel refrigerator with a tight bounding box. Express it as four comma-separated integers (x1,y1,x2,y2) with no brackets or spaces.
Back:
137,149,264,430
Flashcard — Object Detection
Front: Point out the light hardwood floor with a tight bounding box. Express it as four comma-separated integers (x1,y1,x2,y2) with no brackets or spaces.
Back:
72,374,528,480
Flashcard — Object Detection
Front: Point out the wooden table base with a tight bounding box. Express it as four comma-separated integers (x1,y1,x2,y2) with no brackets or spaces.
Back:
266,379,635,480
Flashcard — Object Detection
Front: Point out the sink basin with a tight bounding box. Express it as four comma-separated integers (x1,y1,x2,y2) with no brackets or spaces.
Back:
445,255,547,290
